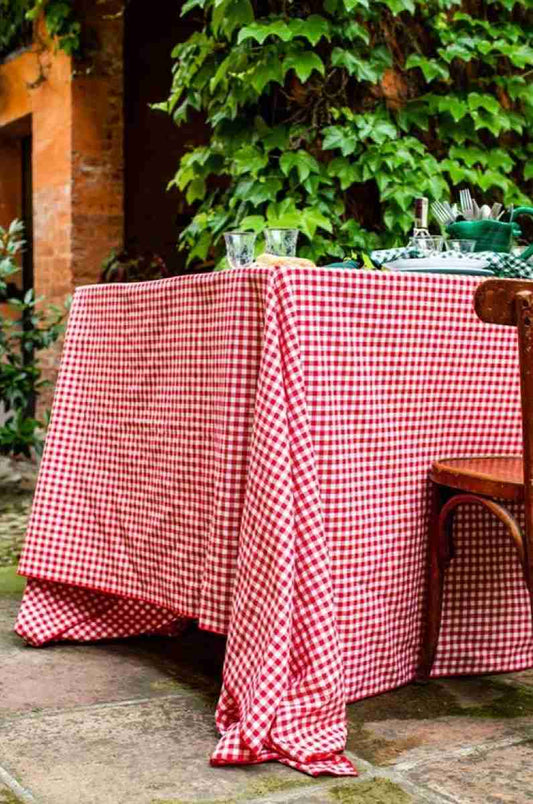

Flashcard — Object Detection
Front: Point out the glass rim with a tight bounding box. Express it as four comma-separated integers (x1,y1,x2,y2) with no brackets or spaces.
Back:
224,230,257,237
265,227,299,232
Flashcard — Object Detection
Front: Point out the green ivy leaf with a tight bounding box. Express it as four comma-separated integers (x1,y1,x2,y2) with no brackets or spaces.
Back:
262,125,289,151
181,0,207,15
289,15,331,46
248,178,283,204
341,0,370,10
280,150,320,182
240,215,266,232
250,49,285,93
266,199,302,228
212,0,253,38
300,208,334,239
331,46,391,82
238,20,291,45
282,51,325,83
477,170,511,193
186,178,207,204
467,92,501,116
439,43,474,63
436,96,469,122
405,54,449,82
232,145,268,175
339,20,370,44
322,126,358,156
328,157,360,190
381,0,416,13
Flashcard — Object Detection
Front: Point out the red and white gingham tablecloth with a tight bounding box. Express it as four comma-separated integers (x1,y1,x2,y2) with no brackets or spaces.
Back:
15,266,533,776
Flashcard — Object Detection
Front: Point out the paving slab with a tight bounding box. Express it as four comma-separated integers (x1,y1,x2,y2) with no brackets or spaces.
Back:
489,666,533,689
406,738,533,804
346,677,533,767
274,778,413,803
0,590,229,715
0,697,317,804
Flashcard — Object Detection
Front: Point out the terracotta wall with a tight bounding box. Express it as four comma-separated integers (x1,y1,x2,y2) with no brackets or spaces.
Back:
0,3,124,409
0,46,73,305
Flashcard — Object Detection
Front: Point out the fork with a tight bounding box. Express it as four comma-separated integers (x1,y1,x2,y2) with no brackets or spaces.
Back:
460,189,474,220
431,202,450,225
431,201,457,225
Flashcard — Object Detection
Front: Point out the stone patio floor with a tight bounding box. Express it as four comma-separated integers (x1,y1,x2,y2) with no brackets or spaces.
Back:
1,460,533,803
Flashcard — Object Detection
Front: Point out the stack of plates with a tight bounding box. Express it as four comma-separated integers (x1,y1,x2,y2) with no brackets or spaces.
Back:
385,255,495,276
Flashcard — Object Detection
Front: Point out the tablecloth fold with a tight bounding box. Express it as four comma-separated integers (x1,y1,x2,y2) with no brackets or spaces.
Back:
211,272,355,775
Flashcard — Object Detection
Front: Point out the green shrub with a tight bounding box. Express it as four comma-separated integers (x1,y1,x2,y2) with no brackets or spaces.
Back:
159,0,533,268
0,220,66,458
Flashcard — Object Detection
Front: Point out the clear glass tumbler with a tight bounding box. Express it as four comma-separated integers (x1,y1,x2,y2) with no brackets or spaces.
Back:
264,228,299,257
224,231,256,269
407,235,444,253
445,239,476,253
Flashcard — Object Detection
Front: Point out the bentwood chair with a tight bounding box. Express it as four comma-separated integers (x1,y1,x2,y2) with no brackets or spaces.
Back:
416,278,533,682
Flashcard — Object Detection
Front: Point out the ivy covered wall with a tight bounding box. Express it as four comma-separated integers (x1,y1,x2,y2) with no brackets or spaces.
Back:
0,0,79,61
161,0,533,268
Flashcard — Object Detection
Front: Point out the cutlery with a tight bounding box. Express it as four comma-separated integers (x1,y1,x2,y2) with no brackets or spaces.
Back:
460,189,474,220
431,201,455,225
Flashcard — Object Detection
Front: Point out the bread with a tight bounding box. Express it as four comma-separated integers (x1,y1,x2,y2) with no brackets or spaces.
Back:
255,253,316,269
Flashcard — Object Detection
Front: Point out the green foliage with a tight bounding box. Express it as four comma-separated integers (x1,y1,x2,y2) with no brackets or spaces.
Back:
0,0,32,60
0,221,66,458
161,0,533,267
0,0,79,61
0,221,25,295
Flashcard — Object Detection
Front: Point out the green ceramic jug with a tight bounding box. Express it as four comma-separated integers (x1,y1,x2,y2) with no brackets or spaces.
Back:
446,207,533,260
446,219,521,253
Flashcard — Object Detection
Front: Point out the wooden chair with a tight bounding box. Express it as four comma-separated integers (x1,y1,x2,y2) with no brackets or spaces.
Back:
416,278,533,682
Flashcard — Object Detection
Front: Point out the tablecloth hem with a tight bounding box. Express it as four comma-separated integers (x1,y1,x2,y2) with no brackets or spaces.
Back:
16,573,232,635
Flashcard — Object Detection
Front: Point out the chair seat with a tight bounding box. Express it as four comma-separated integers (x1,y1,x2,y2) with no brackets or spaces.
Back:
430,456,524,501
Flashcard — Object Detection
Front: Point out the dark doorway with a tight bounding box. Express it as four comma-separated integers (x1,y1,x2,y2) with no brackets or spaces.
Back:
21,135,33,294
124,1,204,273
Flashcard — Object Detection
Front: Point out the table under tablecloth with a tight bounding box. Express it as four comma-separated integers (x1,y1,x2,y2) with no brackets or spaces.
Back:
15,266,533,776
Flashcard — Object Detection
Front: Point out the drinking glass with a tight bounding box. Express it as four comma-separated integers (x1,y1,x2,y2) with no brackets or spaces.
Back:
264,228,299,257
224,231,256,269
445,239,476,253
407,235,444,253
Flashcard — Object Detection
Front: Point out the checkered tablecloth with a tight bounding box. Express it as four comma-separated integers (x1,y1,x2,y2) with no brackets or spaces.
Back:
15,267,533,776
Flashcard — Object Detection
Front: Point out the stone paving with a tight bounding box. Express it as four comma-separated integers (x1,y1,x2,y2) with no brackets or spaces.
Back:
1,465,533,803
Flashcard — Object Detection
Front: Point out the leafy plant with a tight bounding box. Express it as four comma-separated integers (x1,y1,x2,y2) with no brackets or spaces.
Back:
0,220,25,295
0,0,80,61
159,0,533,267
100,248,170,284
0,221,66,458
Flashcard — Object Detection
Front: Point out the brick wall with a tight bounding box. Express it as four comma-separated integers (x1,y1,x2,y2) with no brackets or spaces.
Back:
72,0,124,287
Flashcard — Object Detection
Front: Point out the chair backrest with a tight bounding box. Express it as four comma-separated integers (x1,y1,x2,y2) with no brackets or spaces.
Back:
475,279,533,543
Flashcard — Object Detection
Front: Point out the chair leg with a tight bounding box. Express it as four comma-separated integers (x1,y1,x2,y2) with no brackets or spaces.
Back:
416,490,526,683
521,523,533,625
416,483,454,683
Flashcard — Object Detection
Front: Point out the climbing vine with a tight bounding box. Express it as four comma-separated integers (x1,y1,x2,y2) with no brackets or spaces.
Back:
161,0,533,267
0,0,80,61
